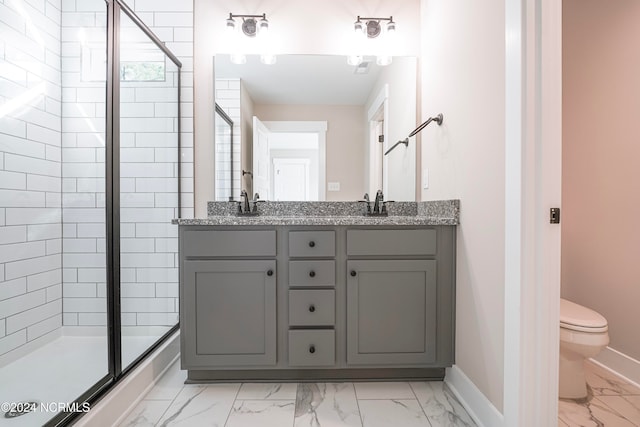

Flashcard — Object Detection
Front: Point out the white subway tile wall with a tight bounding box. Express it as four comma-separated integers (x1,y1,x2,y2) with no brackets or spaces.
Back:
0,0,63,357
59,0,108,328
215,79,241,200
1,0,193,360
60,0,193,333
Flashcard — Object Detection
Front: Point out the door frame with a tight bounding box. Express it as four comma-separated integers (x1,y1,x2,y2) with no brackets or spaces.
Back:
503,0,562,426
367,84,389,195
263,121,327,200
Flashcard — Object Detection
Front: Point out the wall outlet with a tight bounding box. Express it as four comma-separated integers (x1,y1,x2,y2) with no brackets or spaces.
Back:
327,182,340,191
422,168,429,189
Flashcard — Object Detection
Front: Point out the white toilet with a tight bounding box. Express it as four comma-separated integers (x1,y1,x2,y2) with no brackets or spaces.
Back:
559,298,609,399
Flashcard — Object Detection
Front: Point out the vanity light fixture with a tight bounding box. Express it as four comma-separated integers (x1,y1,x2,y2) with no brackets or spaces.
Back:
227,13,269,37
353,16,395,38
226,13,275,65
350,16,396,66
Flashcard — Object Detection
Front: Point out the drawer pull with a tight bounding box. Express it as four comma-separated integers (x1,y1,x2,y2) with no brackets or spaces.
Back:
309,345,316,354
309,270,316,278
308,241,316,248
308,304,316,313
350,270,357,277
267,269,274,276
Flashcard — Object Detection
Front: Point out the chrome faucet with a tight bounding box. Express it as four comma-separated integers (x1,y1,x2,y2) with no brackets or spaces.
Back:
359,190,391,216
239,190,251,213
237,190,262,215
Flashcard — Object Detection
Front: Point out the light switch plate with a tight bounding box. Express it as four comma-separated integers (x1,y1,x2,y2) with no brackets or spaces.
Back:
422,168,429,189
328,182,340,191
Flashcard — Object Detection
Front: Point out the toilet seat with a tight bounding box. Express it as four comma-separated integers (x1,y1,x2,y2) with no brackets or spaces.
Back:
560,298,608,333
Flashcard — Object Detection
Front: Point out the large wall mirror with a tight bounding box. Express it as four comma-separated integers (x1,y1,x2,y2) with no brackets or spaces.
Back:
213,54,418,202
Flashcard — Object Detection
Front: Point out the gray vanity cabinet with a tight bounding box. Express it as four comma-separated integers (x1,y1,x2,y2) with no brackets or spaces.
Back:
179,223,456,380
346,260,437,365
180,229,277,368
182,260,277,367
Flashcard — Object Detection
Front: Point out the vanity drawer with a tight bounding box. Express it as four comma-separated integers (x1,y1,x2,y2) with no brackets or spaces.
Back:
182,229,276,258
289,260,335,287
347,229,436,256
288,330,335,367
289,290,335,326
289,231,335,258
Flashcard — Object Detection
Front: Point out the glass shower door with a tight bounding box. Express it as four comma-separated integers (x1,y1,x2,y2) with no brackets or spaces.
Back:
117,9,180,369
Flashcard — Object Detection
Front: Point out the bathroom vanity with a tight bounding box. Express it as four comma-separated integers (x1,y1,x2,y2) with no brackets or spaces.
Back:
176,200,459,382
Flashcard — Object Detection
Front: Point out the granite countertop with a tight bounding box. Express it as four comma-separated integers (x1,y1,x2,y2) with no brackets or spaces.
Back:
173,200,460,226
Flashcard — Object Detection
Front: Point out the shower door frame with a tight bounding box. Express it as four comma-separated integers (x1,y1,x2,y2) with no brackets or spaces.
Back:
45,1,182,425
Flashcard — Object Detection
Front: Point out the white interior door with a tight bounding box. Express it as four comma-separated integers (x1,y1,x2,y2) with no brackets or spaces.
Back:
272,158,310,201
252,116,270,199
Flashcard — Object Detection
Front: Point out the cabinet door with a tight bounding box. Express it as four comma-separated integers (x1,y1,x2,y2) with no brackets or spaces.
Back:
346,260,437,365
182,260,276,367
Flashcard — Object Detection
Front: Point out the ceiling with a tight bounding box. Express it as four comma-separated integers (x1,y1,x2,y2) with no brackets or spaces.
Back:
214,54,384,106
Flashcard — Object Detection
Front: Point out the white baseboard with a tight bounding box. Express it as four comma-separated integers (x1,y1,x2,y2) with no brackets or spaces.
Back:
74,331,180,427
592,346,640,389
445,365,504,427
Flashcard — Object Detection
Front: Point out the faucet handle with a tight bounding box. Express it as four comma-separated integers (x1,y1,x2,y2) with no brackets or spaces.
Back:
381,200,394,214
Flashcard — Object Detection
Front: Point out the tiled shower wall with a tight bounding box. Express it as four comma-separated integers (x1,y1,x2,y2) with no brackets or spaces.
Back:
1,0,193,356
0,0,63,357
60,0,194,329
215,78,241,200
59,0,108,327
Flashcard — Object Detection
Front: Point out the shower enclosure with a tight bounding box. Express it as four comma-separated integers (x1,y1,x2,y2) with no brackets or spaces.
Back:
0,0,182,425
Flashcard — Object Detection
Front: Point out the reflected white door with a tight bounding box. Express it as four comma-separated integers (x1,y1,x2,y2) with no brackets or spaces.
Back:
252,116,270,199
272,158,310,201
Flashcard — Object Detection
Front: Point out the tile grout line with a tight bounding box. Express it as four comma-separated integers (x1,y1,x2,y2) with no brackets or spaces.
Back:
222,381,243,427
409,381,435,427
292,382,299,427
152,361,186,426
352,382,366,427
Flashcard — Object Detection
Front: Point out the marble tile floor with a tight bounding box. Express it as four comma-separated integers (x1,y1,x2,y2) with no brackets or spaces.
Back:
119,359,478,427
559,360,640,426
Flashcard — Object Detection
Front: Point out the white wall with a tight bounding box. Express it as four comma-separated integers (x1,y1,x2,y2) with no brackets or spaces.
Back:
562,0,640,362
366,57,418,201
194,0,421,215
420,0,506,412
0,0,63,358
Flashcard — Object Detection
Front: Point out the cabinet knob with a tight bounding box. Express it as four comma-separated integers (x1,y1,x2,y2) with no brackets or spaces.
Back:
309,270,316,278
350,270,357,277
308,241,315,248
309,345,316,354
308,304,316,313
267,269,273,276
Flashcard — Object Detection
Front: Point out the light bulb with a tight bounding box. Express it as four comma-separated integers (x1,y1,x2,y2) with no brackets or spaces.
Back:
354,19,364,35
259,17,269,33
386,20,396,33
226,17,235,32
